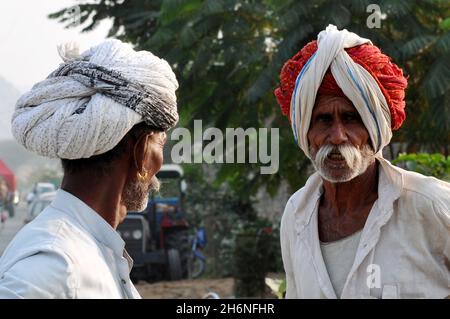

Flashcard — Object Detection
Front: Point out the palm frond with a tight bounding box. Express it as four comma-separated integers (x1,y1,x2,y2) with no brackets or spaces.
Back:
400,35,437,59
422,57,450,99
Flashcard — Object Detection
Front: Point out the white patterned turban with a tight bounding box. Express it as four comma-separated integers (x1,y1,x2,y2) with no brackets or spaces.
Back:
11,39,179,159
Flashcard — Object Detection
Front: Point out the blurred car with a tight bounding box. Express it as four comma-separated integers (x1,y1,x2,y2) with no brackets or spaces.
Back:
24,191,56,224
26,182,56,206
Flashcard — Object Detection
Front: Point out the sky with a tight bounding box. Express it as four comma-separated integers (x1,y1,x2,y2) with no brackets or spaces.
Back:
0,0,112,139
0,0,112,92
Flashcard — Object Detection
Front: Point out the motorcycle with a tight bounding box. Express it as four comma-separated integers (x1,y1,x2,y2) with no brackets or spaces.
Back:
188,227,207,278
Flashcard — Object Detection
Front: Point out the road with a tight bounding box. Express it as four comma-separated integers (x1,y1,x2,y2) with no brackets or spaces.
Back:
0,203,27,256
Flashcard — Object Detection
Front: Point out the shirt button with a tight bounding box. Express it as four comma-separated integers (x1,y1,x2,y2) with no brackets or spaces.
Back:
121,279,126,285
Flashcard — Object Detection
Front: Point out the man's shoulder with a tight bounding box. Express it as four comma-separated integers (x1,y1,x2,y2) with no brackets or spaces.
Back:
402,168,449,194
383,162,450,226
0,206,98,270
0,207,78,297
394,165,450,209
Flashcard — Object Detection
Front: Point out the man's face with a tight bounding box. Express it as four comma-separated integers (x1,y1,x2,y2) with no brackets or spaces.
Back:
307,95,375,183
121,131,167,212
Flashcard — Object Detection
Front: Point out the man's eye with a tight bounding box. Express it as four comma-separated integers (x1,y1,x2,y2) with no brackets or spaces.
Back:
343,112,359,121
316,114,332,122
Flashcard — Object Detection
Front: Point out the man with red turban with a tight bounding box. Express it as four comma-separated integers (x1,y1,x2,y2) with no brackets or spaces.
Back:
276,25,450,299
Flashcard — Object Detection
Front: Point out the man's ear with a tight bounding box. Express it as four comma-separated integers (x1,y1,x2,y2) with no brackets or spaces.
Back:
132,133,149,175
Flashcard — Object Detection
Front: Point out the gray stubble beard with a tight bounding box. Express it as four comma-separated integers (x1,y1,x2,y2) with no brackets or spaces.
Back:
121,175,161,212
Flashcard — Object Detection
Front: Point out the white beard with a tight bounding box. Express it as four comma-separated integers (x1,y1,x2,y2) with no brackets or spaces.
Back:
310,143,375,183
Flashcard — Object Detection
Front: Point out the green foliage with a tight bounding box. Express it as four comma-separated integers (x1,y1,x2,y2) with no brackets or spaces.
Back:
393,153,450,181
232,218,278,297
182,163,283,283
441,17,450,31
278,278,286,299
182,164,256,277
49,0,450,199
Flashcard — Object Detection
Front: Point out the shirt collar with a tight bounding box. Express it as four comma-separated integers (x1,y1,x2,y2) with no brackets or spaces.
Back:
293,156,403,233
376,156,403,210
51,189,126,256
293,172,323,235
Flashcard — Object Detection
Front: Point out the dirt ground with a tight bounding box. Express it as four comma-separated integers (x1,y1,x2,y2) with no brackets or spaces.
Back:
135,273,283,299
135,277,235,299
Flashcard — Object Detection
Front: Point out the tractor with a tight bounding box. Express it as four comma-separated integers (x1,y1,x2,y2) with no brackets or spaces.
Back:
117,164,191,282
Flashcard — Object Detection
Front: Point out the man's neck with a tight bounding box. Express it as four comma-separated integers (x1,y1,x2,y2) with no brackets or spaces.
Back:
61,170,127,229
321,161,379,218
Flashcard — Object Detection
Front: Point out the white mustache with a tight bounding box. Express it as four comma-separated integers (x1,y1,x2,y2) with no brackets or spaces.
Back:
315,143,361,169
310,143,375,183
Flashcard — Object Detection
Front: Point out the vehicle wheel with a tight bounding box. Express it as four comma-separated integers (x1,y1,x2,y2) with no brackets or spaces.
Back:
188,255,205,279
165,230,190,278
130,266,146,284
167,249,182,281
130,273,139,284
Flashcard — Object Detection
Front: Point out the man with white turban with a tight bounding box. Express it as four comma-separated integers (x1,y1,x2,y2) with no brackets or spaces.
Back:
275,25,450,299
0,39,179,298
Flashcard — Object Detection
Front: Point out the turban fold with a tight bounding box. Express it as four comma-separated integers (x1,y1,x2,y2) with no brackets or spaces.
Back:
274,25,407,158
11,39,178,159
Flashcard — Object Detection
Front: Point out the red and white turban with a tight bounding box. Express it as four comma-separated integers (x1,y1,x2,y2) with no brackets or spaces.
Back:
274,25,407,158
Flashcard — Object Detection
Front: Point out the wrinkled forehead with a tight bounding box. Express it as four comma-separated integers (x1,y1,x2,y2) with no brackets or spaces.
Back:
312,95,357,115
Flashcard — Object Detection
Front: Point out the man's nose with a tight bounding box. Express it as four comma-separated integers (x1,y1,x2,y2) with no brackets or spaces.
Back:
328,122,348,145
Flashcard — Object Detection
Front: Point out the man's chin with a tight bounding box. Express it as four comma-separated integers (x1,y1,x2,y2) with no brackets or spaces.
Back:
127,198,149,213
319,170,356,183
319,161,371,183
121,177,156,212
136,199,149,212
121,195,149,213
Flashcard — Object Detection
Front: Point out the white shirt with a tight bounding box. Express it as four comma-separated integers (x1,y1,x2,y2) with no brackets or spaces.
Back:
320,230,362,297
281,157,450,299
0,189,141,299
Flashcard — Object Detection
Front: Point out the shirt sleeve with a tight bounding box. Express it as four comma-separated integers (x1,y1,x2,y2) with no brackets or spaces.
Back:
432,199,450,271
0,249,77,299
280,200,298,298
